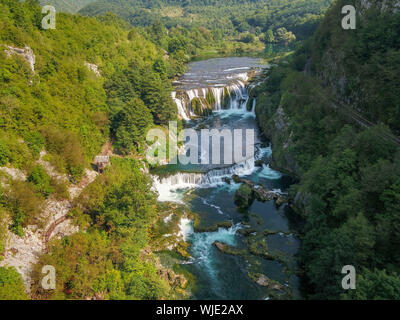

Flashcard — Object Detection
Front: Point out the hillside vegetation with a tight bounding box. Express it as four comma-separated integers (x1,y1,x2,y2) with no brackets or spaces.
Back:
0,0,185,299
78,0,333,56
251,0,400,299
39,0,96,13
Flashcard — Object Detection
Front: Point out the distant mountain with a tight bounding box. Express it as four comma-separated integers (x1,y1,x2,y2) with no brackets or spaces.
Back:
39,0,96,13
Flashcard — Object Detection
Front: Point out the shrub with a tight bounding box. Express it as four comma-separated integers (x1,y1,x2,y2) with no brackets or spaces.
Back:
0,267,29,300
28,165,54,197
41,127,86,180
0,140,10,166
24,132,45,158
50,177,70,200
6,180,43,233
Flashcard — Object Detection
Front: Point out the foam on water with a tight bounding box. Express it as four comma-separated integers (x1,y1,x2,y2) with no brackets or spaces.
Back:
258,164,283,180
152,147,269,202
199,197,224,215
190,224,241,280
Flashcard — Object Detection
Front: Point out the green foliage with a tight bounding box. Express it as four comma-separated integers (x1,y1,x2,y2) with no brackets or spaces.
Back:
0,267,29,300
80,0,331,41
343,269,400,300
253,7,400,297
1,0,183,173
39,0,96,13
0,139,10,166
32,158,172,300
28,165,54,197
311,0,400,134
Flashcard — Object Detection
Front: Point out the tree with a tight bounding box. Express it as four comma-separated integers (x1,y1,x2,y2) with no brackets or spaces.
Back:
343,269,400,300
265,29,275,43
275,27,296,46
112,98,153,154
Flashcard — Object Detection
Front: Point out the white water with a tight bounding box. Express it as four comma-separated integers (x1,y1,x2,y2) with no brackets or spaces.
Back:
171,91,190,121
173,78,252,119
258,164,283,180
153,147,270,202
178,217,194,241
190,223,242,279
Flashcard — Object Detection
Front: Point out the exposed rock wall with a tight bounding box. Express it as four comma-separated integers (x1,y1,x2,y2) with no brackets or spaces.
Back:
4,45,36,73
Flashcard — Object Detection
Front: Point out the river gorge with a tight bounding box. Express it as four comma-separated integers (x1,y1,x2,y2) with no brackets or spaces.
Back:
152,57,302,300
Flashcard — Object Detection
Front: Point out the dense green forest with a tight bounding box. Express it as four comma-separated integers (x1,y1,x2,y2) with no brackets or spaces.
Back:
251,0,400,299
39,0,96,13
38,0,334,59
0,0,184,299
1,0,399,301
77,0,332,56
79,0,331,39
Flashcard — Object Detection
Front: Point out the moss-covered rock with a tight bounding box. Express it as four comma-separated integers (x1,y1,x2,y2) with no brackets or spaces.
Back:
191,97,213,116
194,220,233,233
234,183,255,210
213,241,246,256
222,87,231,109
246,97,254,111
206,89,216,106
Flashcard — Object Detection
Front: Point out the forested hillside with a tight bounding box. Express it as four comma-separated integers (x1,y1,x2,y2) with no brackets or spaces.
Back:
39,0,96,13
79,0,332,48
0,0,186,300
251,0,400,299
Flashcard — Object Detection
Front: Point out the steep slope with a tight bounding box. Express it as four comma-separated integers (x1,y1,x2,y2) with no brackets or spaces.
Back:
0,0,183,299
251,0,400,299
311,0,400,133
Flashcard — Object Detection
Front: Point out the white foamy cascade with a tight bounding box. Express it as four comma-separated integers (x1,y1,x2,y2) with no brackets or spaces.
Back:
190,223,242,279
252,98,257,115
152,147,270,202
171,91,190,121
173,76,252,119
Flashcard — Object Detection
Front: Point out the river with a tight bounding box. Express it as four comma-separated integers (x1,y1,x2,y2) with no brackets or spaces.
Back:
152,57,301,300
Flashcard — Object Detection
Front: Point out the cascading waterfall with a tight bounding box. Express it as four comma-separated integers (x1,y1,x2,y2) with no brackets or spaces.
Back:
173,78,252,119
152,146,271,202
171,91,190,121
252,98,257,114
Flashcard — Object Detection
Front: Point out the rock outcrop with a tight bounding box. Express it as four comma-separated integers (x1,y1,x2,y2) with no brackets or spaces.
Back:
84,62,101,77
232,175,288,210
4,45,35,73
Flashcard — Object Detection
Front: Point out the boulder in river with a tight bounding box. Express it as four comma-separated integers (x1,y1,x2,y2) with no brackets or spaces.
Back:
213,241,245,256
234,184,255,210
233,175,288,209
255,160,264,167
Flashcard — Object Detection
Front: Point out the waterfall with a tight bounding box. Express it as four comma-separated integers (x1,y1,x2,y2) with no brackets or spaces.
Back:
152,146,270,202
252,98,257,115
173,78,252,119
171,91,190,121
